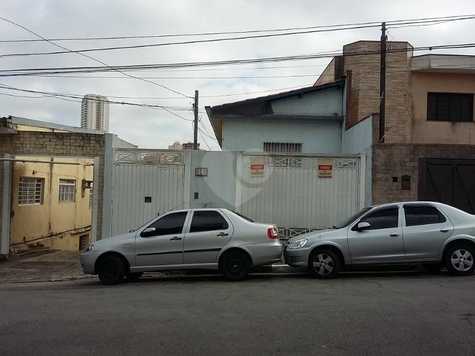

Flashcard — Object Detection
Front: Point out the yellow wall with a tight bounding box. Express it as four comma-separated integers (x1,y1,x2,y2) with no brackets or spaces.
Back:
11,156,93,251
410,72,475,144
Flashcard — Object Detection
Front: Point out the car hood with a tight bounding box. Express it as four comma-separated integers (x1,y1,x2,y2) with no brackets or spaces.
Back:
94,232,134,249
289,228,345,243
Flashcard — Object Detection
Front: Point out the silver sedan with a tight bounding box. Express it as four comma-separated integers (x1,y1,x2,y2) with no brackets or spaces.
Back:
81,208,282,284
285,202,475,278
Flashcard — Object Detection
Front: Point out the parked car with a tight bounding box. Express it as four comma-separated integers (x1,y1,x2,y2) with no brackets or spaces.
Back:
285,202,475,278
81,208,282,284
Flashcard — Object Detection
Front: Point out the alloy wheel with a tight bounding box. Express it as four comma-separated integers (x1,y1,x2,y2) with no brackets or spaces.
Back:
450,249,474,272
312,252,335,277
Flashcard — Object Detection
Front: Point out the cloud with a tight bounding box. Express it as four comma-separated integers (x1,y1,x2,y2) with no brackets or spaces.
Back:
0,0,474,149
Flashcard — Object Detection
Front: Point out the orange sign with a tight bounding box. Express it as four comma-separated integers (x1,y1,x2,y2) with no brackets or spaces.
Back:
250,163,265,176
317,159,333,178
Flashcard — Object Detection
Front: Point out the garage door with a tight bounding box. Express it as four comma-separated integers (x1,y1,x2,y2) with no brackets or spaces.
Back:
419,159,475,214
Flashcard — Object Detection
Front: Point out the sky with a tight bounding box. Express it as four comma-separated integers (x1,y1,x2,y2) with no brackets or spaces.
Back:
0,0,474,149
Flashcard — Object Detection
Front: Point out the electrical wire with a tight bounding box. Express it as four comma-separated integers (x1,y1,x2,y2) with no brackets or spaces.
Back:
0,13,473,45
28,73,320,80
2,42,475,77
0,16,191,99
0,24,380,58
0,83,195,120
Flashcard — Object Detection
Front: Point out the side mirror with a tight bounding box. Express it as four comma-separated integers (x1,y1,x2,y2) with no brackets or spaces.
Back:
141,227,156,237
356,221,371,231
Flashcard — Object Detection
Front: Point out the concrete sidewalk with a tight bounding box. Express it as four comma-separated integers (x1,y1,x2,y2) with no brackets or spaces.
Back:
0,250,92,283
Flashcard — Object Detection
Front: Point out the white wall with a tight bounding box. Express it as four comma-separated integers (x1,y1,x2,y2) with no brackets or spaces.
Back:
271,87,343,116
222,117,342,153
341,117,373,206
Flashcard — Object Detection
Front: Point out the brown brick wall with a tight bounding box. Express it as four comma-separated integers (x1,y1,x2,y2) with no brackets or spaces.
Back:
372,143,475,204
343,41,413,143
315,58,336,86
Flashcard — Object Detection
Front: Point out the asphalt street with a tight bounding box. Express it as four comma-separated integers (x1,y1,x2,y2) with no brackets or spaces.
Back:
1,270,475,356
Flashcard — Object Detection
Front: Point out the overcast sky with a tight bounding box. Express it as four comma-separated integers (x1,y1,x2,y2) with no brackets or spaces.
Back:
1,0,474,149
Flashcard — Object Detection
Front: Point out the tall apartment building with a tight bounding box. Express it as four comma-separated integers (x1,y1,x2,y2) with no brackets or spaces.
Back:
81,94,110,131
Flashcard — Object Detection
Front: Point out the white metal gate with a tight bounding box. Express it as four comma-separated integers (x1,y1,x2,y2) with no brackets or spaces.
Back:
111,149,185,236
238,154,362,236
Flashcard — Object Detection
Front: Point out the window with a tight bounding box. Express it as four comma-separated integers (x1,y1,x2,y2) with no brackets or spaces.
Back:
263,142,302,153
404,205,446,226
59,179,76,202
190,211,229,233
427,92,473,122
18,177,44,205
142,211,187,237
358,206,399,230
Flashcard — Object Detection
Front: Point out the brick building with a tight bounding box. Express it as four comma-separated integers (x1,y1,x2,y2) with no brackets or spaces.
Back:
318,40,475,211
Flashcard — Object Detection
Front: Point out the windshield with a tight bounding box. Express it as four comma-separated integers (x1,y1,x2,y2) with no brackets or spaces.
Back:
334,207,372,229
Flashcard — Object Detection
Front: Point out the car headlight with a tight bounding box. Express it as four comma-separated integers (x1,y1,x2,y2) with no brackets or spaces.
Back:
287,238,309,249
85,243,95,252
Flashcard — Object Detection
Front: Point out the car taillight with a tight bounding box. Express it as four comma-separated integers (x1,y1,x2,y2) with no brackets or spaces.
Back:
267,226,279,240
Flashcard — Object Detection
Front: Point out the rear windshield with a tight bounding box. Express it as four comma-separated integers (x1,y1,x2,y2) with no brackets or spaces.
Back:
228,210,254,222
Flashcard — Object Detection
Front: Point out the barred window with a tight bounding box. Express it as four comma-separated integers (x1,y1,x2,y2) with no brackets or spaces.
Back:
263,142,302,153
18,177,44,205
59,179,76,202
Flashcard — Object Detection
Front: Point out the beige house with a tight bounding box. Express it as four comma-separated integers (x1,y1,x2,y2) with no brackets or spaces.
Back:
11,156,93,252
317,40,475,211
0,116,136,255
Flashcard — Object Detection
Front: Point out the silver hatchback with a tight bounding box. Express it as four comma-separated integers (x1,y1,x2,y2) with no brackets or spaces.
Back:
285,202,475,278
81,208,282,284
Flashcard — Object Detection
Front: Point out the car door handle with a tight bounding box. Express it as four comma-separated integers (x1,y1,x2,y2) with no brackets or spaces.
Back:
217,232,229,237
389,233,399,237
169,236,182,241
440,229,449,233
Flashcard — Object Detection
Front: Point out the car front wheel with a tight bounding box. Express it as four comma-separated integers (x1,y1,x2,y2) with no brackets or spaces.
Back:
445,243,475,276
309,249,341,279
97,255,126,285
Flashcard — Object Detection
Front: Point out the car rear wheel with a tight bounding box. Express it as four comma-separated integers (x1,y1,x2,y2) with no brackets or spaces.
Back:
221,250,251,281
98,255,126,285
309,249,341,279
445,243,475,276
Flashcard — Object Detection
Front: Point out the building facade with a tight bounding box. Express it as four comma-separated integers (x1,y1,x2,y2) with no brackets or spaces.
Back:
81,94,110,131
207,39,475,213
206,82,345,154
318,41,475,212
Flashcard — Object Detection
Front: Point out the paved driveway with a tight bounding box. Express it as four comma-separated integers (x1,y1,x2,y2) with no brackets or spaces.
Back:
1,270,475,355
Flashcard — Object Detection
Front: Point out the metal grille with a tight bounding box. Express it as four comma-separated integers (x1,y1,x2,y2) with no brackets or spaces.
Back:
18,177,44,205
59,179,76,202
263,142,302,153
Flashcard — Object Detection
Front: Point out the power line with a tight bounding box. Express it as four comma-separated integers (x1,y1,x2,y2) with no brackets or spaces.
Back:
0,24,379,58
2,42,475,77
0,83,194,120
1,13,473,44
0,16,191,99
29,73,320,80
2,15,475,58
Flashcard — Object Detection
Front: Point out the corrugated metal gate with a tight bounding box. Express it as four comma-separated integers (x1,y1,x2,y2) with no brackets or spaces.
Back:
111,149,185,236
238,154,362,236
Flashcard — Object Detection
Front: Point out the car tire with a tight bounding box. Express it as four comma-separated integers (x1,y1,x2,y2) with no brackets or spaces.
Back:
126,272,143,282
98,255,126,285
445,243,475,276
221,250,251,281
309,249,341,279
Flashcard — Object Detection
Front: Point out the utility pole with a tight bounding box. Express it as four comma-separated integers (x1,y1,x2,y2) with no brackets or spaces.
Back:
193,90,199,150
379,22,387,142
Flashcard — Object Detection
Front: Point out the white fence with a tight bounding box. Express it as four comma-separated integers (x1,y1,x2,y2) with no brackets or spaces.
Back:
103,149,365,239
238,154,362,236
